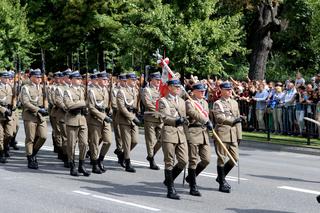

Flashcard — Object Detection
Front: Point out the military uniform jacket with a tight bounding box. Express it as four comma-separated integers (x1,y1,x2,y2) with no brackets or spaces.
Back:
21,83,45,122
55,84,69,122
186,97,210,145
63,85,86,126
49,84,59,117
213,97,242,143
158,94,187,144
0,83,13,121
116,86,138,126
111,84,120,110
87,85,110,126
142,85,162,123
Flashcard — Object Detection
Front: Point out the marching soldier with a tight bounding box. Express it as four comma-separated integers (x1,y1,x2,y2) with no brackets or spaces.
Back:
159,79,188,200
87,71,113,174
49,72,63,158
185,83,213,196
63,71,90,177
0,71,14,163
141,72,162,170
116,72,141,173
20,69,48,169
55,69,72,167
112,74,126,167
8,71,19,151
213,82,242,193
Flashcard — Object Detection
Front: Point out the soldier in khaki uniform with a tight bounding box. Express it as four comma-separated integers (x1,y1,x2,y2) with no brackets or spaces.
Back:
159,79,188,200
116,72,141,173
55,69,72,167
185,83,213,196
213,82,242,193
20,69,48,169
0,71,14,163
141,72,162,170
112,74,126,167
8,71,19,151
49,72,63,158
87,71,113,174
63,71,90,177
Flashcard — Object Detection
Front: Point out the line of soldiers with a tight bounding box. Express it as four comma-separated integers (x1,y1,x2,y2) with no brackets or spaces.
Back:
0,68,242,200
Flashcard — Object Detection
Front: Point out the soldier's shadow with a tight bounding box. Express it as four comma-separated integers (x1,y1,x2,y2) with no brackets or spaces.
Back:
226,208,294,213
249,174,320,184
73,178,166,199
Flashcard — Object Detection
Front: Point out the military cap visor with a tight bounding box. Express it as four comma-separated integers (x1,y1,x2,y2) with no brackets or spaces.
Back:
219,82,233,90
192,83,206,91
30,70,42,77
97,71,109,80
167,79,181,86
126,73,137,80
149,72,161,80
0,71,11,78
118,74,127,80
69,71,82,79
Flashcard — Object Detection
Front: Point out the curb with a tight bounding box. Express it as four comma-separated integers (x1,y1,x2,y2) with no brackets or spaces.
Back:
241,140,320,156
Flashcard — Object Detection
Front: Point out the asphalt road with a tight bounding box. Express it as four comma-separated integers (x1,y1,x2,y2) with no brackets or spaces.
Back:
0,120,320,213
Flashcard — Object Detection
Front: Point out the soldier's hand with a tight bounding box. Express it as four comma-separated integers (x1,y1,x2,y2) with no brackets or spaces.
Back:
232,117,242,126
4,108,12,117
132,117,142,126
237,139,242,145
38,108,48,116
175,117,185,126
205,120,213,131
104,116,113,123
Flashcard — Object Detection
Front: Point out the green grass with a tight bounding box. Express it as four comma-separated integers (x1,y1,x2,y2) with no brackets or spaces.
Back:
243,131,320,148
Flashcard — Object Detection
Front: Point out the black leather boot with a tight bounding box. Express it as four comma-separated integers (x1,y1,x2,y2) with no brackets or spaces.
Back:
10,136,19,150
27,155,37,169
32,149,39,169
114,149,125,168
164,165,184,186
78,160,91,177
57,147,64,161
217,166,230,193
98,155,106,173
216,161,233,189
4,141,10,158
63,154,70,168
188,169,201,196
69,161,79,176
0,150,7,163
186,163,207,183
164,169,180,200
146,156,160,170
92,160,102,174
125,159,136,173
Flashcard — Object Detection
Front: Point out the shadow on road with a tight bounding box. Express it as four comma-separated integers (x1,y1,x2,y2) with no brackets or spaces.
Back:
226,208,295,213
249,174,320,184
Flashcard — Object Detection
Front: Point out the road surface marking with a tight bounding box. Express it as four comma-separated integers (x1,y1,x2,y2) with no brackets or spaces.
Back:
278,186,320,195
73,190,160,211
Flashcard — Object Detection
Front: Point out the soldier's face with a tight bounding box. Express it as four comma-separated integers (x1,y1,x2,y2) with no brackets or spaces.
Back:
72,78,81,86
168,85,181,96
1,77,9,84
221,89,232,98
127,79,136,87
99,78,108,87
31,76,41,84
150,79,160,87
193,90,205,99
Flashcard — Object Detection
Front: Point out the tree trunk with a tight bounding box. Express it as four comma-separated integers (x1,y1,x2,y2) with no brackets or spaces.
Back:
249,1,281,80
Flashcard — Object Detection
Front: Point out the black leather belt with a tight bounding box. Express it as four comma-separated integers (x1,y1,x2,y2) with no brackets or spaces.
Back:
189,124,203,128
69,108,85,115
